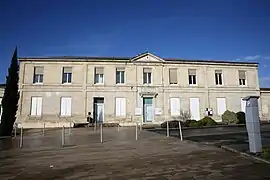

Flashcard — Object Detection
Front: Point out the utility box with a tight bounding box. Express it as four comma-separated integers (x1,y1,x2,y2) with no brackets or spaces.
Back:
243,96,262,153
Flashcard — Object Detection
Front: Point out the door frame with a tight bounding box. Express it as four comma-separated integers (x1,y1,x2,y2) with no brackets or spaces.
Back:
93,97,105,123
142,97,154,123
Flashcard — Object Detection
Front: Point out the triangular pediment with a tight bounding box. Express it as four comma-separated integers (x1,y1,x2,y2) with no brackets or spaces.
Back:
131,52,164,62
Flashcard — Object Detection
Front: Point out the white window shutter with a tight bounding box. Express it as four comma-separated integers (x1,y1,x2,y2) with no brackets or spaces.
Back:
116,98,126,116
190,98,200,120
31,97,37,115
115,98,120,116
170,98,180,116
36,97,42,116
121,98,126,116
60,97,66,116
241,98,246,112
217,98,226,115
66,97,72,116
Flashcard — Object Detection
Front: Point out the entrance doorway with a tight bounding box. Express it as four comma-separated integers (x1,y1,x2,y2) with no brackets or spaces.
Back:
93,97,104,123
143,97,153,122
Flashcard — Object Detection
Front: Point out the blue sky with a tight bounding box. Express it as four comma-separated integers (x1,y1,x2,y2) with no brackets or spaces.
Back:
1,0,270,86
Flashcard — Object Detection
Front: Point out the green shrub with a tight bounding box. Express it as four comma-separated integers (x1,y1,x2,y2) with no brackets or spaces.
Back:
199,116,217,126
236,111,246,124
186,120,197,127
222,110,238,124
261,148,270,161
188,121,201,127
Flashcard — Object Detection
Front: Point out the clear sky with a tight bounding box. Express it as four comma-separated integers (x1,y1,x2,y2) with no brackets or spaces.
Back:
1,0,270,86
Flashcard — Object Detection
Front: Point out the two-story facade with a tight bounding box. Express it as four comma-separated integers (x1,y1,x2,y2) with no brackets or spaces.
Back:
17,52,260,128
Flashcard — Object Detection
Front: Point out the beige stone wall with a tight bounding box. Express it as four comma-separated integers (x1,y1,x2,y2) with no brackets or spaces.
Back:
17,54,261,127
260,89,270,121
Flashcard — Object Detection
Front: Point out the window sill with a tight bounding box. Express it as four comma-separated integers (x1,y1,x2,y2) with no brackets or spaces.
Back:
189,84,197,87
59,115,72,118
169,83,178,86
239,85,247,87
94,83,104,86
33,83,43,85
62,83,72,85
215,84,224,87
116,83,126,86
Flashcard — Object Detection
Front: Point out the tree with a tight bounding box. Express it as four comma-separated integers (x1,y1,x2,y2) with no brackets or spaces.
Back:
0,47,20,136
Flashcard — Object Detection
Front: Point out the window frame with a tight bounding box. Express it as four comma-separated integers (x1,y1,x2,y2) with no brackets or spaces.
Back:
215,71,223,85
62,67,72,84
116,69,125,84
33,67,44,84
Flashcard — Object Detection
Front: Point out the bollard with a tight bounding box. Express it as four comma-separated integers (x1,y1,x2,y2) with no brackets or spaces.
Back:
94,121,97,132
140,121,142,131
135,122,138,140
19,127,23,148
100,123,103,143
166,121,169,137
117,123,120,132
14,126,17,138
178,121,183,141
69,121,71,136
61,126,65,147
43,122,45,136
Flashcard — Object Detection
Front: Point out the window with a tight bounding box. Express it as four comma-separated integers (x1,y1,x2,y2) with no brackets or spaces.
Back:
143,68,152,84
215,70,223,85
115,98,126,116
33,67,44,84
239,70,246,86
60,97,72,116
217,98,226,115
170,98,180,116
190,98,200,120
116,68,125,84
188,69,197,85
94,67,104,84
169,68,178,84
30,97,42,116
62,67,72,84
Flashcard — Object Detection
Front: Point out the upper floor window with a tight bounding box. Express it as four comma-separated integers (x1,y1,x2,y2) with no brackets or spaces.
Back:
62,67,72,84
95,67,104,84
33,67,44,84
169,68,178,84
143,68,152,84
215,70,223,85
188,69,197,85
116,68,125,84
239,70,246,86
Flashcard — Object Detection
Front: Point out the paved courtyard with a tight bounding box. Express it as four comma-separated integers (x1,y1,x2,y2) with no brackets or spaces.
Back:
0,127,270,179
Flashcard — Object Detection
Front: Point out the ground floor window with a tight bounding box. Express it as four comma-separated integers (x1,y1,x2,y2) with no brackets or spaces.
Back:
217,97,226,115
115,98,126,116
30,97,43,116
60,97,72,116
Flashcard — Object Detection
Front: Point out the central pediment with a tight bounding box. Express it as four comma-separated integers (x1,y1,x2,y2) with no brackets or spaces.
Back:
131,52,164,63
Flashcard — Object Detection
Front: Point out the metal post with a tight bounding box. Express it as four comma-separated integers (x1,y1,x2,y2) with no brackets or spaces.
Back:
100,123,103,143
140,121,142,131
43,122,45,136
178,121,183,141
69,121,71,136
117,123,120,132
94,121,97,132
135,122,138,140
166,121,169,137
19,127,23,148
14,126,17,138
61,126,65,147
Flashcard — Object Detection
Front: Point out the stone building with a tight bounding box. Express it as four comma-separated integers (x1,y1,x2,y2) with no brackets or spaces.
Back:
17,52,261,128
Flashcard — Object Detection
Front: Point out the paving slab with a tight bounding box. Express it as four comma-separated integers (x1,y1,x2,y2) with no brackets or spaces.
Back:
0,127,270,179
